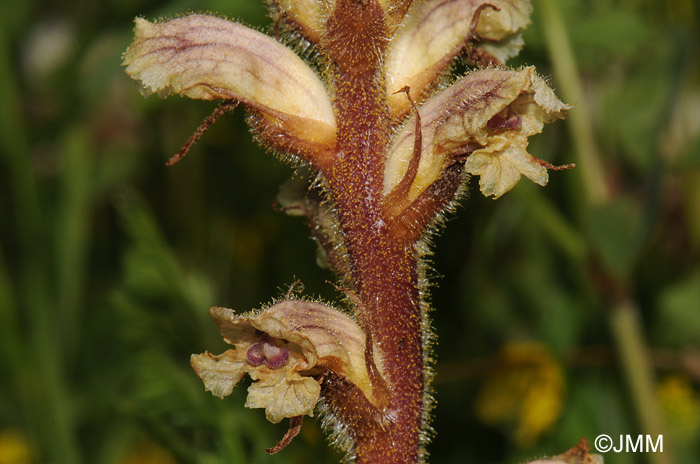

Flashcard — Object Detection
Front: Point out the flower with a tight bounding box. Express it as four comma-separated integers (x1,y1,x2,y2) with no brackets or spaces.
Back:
384,67,570,204
385,0,533,116
123,14,336,168
191,300,379,424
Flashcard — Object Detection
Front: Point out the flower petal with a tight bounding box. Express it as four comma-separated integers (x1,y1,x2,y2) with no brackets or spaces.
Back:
190,350,247,399
246,368,321,423
384,67,568,203
474,0,531,41
464,1,532,65
210,301,377,403
123,14,335,148
385,0,486,116
465,135,547,198
475,32,524,65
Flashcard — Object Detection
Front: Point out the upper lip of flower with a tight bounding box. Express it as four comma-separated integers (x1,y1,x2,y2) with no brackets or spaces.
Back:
122,14,337,170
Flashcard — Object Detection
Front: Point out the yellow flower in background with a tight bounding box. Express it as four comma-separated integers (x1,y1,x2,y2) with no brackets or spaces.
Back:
119,440,177,464
656,374,700,444
475,341,566,448
0,429,34,464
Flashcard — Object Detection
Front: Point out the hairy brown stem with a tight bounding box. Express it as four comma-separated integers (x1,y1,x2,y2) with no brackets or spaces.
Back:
321,1,431,462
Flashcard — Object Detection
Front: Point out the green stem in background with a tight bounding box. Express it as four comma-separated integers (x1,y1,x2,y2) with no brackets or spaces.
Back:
537,0,610,206
538,2,672,463
516,183,587,263
0,20,80,464
0,246,27,409
611,301,673,464
56,129,92,351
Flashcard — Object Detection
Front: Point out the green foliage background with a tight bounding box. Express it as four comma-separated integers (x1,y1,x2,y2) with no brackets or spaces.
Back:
1,0,699,463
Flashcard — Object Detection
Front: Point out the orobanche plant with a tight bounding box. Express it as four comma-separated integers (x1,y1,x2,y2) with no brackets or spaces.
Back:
123,1,596,463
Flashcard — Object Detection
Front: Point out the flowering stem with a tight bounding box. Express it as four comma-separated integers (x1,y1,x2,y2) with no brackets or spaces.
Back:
321,2,424,460
124,3,576,462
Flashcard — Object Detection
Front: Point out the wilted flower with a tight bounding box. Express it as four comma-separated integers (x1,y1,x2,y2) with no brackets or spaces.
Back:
191,300,380,424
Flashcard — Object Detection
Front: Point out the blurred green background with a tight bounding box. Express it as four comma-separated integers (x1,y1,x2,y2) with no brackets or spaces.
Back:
1,0,699,463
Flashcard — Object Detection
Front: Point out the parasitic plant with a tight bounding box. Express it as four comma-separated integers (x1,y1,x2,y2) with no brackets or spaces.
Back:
123,1,593,462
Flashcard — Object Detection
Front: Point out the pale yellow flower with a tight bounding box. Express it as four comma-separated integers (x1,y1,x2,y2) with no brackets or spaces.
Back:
385,67,569,202
191,300,379,423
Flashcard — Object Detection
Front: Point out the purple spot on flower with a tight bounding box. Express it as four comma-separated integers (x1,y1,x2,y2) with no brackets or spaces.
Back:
487,107,522,130
262,343,290,369
246,337,289,369
246,343,266,366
